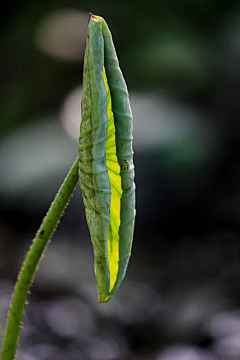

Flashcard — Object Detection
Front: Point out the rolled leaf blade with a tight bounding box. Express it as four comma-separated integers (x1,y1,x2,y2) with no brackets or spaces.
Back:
79,14,136,303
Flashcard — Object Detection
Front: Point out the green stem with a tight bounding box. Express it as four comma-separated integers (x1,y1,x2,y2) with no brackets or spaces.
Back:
1,158,79,360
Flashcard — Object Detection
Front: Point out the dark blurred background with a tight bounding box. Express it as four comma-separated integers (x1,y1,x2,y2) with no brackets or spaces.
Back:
1,0,240,359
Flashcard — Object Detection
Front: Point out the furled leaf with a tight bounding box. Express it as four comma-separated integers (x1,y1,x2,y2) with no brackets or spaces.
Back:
79,14,136,303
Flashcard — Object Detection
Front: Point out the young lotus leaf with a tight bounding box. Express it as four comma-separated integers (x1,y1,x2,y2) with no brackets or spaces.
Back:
79,14,136,303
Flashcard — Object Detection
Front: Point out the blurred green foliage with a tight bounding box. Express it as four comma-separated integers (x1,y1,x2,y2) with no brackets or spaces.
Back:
1,0,239,135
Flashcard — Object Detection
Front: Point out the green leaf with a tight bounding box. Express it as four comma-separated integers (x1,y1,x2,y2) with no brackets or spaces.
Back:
79,14,136,303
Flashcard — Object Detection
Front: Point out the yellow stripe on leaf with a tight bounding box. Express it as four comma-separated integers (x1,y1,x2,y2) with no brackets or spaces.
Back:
103,66,123,295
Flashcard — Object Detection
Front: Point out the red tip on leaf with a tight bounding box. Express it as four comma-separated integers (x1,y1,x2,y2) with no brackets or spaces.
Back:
91,14,97,19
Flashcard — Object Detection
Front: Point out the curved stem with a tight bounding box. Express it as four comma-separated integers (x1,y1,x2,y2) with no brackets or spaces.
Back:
1,158,79,360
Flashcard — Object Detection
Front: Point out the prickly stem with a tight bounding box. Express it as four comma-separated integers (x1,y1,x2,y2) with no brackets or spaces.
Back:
1,158,79,360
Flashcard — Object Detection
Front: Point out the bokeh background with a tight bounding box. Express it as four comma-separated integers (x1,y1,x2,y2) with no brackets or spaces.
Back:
1,1,240,359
